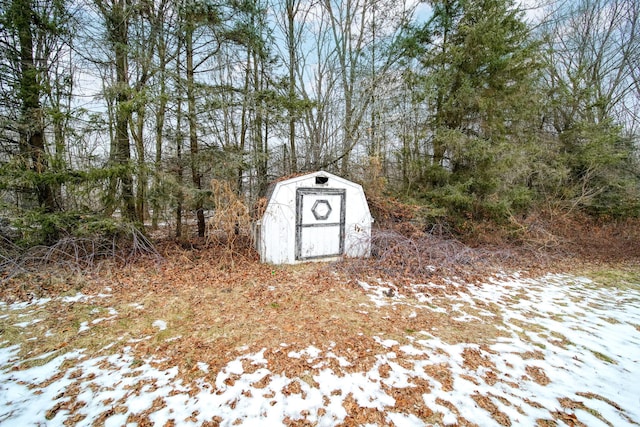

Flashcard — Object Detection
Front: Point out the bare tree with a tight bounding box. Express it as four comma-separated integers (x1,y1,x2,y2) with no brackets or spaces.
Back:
94,0,136,222
180,0,225,237
543,0,639,132
150,0,176,229
541,0,640,212
321,0,414,176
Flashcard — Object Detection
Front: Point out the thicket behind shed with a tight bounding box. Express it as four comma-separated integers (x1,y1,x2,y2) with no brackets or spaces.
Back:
255,171,373,264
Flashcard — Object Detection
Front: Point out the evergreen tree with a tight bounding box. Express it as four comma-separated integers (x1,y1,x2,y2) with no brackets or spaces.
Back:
94,0,137,223
541,0,640,216
404,0,544,219
0,0,63,212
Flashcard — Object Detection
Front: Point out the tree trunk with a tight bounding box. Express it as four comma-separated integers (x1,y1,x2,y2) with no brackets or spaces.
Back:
175,62,184,239
286,0,297,174
176,107,184,239
253,48,269,196
132,108,146,223
152,57,167,229
185,23,205,237
15,0,55,212
96,0,136,222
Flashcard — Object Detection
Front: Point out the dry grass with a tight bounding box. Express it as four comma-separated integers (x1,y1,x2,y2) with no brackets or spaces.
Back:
3,208,639,371
0,237,509,382
2,213,640,426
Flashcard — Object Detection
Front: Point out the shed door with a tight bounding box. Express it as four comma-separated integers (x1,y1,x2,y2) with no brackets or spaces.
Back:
296,188,346,260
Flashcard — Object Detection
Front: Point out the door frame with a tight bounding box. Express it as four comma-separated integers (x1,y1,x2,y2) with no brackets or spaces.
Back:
295,187,346,260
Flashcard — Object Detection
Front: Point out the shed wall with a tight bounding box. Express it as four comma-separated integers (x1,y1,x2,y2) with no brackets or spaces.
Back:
257,172,372,264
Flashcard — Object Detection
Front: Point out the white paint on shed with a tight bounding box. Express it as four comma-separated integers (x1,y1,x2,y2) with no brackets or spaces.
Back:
255,171,373,264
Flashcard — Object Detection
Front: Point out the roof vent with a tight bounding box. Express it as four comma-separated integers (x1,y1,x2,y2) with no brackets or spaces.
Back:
315,176,329,185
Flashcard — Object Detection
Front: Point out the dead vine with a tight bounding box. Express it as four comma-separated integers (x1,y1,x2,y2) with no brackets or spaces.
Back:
206,179,252,258
0,224,161,283
336,227,521,284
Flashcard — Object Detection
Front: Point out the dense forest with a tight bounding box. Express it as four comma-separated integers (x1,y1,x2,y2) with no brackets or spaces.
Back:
0,0,638,248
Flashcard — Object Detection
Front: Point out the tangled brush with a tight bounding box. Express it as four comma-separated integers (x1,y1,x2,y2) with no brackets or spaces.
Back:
206,179,251,254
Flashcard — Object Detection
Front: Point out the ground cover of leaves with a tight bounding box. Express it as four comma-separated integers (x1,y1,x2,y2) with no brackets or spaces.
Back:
1,245,640,426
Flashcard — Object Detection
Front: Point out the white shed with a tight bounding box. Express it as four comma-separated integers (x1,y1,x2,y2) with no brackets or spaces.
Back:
255,171,373,264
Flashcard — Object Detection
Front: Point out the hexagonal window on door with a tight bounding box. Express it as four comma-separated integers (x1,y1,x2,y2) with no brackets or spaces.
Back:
311,199,332,220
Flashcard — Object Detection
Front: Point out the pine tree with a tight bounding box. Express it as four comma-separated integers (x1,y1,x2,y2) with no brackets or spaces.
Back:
1,0,58,212
406,0,543,219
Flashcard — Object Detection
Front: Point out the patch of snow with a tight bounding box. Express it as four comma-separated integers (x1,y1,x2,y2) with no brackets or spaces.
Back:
326,351,352,367
357,281,403,307
127,336,151,343
245,348,268,365
387,412,424,427
451,313,481,322
374,336,399,348
0,344,20,368
152,320,167,331
60,293,90,303
90,315,116,326
3,298,51,313
288,345,322,360
13,318,43,328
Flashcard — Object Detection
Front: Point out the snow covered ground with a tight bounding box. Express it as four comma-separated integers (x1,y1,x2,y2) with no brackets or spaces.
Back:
1,272,639,426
